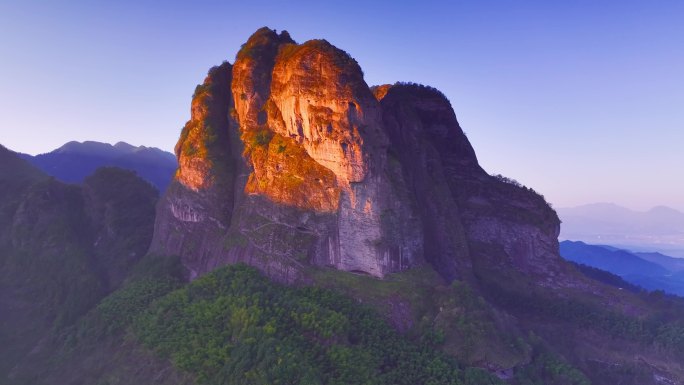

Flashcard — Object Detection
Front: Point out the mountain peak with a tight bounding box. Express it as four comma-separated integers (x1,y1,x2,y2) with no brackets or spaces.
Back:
113,141,136,152
151,28,561,285
236,27,295,62
20,141,177,192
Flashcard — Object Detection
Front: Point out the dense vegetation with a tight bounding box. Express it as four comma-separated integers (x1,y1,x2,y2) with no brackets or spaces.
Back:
3,177,104,329
511,351,589,385
59,259,587,385
0,158,166,383
133,264,502,385
82,167,160,285
483,278,684,353
2,250,593,385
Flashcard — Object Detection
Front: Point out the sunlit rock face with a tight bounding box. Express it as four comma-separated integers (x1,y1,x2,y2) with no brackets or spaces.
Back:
256,38,418,277
269,39,381,184
174,62,235,194
232,29,340,213
151,28,422,281
151,27,563,285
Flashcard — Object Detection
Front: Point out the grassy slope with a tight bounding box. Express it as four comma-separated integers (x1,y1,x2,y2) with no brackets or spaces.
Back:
310,267,531,369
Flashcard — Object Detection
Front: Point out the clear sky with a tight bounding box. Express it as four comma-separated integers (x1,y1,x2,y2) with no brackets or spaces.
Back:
1,1,682,211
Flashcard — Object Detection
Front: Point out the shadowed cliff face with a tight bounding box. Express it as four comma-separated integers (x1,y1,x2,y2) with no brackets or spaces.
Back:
150,28,563,285
377,84,568,285
377,85,478,281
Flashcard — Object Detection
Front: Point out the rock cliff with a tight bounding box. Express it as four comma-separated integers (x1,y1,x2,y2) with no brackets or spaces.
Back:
150,27,566,287
151,28,423,281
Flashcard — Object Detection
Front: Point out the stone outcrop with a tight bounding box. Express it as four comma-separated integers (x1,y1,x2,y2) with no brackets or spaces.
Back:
150,28,565,285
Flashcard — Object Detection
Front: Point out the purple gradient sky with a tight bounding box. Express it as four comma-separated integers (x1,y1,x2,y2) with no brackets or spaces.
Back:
0,1,682,210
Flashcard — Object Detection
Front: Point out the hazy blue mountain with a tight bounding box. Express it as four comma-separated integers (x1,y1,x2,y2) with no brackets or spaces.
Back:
624,274,684,297
635,251,684,272
557,203,684,257
560,240,684,297
19,141,177,192
560,241,669,277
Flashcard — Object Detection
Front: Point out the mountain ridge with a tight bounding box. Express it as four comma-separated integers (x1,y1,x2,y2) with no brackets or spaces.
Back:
560,240,684,297
16,140,177,192
560,240,670,278
0,146,168,383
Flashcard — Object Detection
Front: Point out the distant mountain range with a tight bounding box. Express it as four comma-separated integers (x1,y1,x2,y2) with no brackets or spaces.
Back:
635,251,684,272
18,141,177,192
557,203,684,257
560,240,684,296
